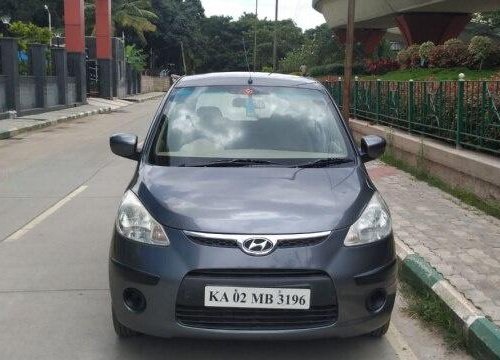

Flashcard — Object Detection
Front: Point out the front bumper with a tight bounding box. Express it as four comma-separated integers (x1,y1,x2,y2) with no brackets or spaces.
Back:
109,228,397,339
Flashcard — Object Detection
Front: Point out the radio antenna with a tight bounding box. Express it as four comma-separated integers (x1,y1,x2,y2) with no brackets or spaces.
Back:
242,37,253,85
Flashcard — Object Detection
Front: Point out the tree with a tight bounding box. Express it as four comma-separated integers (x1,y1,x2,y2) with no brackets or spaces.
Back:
468,35,494,70
146,0,206,73
125,44,147,70
0,0,63,29
197,16,251,73
473,11,500,28
85,0,158,43
8,21,51,50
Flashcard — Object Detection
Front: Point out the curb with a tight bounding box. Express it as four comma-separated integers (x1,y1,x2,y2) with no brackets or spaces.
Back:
0,107,112,141
123,93,165,103
396,239,500,359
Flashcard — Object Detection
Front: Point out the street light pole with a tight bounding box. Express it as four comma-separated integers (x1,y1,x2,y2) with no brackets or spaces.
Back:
44,4,52,47
253,0,258,72
180,41,188,75
1,15,11,36
342,0,355,123
272,0,279,72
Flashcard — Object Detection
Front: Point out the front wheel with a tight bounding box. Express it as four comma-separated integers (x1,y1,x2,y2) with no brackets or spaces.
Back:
112,309,140,338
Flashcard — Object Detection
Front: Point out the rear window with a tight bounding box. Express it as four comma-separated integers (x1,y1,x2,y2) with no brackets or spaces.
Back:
150,85,351,166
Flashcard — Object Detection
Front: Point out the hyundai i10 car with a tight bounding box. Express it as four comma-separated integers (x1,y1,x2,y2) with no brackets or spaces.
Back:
108,72,396,340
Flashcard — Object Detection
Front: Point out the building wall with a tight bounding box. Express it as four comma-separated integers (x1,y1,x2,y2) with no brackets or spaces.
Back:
19,77,37,110
0,76,6,113
141,75,171,93
68,77,77,104
46,77,59,107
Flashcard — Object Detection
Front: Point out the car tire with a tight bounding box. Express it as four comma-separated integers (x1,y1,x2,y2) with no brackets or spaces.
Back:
370,320,390,337
112,310,140,338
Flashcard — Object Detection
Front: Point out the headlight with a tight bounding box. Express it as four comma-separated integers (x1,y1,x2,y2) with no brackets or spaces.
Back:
116,191,170,246
344,192,392,246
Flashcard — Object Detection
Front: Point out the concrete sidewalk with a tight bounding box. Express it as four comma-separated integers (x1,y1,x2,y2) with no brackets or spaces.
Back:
0,92,165,140
367,161,500,358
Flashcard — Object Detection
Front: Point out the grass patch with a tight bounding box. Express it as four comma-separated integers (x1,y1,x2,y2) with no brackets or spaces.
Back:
399,281,467,350
380,153,500,220
361,67,500,81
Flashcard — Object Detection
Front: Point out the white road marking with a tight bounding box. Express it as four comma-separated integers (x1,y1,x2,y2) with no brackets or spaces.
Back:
386,324,419,360
4,185,88,243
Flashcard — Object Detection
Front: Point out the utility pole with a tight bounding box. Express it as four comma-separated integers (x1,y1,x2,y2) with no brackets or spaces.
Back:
253,0,258,72
272,0,279,72
342,0,355,124
180,41,187,75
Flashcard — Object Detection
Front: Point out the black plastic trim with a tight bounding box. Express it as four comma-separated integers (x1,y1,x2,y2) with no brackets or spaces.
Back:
354,259,397,285
110,258,160,286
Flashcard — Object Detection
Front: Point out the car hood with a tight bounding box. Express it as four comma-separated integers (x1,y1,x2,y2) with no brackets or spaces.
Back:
135,165,373,234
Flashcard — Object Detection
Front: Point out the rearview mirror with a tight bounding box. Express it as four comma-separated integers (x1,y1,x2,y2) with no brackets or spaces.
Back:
232,97,265,109
360,135,386,163
110,133,140,161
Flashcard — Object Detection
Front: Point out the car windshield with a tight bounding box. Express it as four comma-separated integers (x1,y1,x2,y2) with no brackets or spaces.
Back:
150,85,352,166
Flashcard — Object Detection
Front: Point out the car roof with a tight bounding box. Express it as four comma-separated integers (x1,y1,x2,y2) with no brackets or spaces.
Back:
175,72,323,90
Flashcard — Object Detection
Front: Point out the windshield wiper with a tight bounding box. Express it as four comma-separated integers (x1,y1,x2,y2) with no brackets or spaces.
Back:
296,158,353,168
186,159,283,168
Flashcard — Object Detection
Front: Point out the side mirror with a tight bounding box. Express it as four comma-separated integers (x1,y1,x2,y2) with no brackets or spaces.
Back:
110,133,140,161
360,135,386,163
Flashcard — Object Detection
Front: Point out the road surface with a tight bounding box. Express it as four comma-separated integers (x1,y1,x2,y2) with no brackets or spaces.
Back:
0,100,469,359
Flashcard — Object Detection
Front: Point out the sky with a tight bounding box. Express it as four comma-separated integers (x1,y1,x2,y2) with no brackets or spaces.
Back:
201,0,326,30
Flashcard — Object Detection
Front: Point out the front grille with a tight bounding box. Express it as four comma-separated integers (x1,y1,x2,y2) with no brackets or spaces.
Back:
277,236,328,248
187,269,326,277
176,269,338,330
187,235,238,248
186,234,328,249
176,305,338,330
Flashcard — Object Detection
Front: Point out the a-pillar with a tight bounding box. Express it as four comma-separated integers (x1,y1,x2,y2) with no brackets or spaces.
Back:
334,29,386,56
64,0,86,103
396,13,472,45
96,0,113,99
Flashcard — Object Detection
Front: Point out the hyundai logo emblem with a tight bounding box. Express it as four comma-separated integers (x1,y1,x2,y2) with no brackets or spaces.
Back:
240,237,276,256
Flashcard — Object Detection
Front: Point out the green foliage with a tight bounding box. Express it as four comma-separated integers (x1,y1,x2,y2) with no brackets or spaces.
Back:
419,41,435,64
473,11,500,28
428,39,468,68
280,47,307,74
0,0,63,29
468,36,494,70
361,67,499,81
261,65,273,73
280,24,344,73
398,37,498,71
8,21,51,50
309,63,366,77
85,0,158,44
147,0,206,73
399,283,467,350
113,0,158,44
279,38,316,74
397,44,420,69
125,44,147,71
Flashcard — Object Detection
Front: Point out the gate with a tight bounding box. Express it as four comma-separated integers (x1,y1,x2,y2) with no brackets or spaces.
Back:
86,59,99,97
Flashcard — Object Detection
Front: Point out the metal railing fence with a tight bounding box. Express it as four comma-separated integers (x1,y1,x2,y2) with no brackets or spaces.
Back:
323,78,500,155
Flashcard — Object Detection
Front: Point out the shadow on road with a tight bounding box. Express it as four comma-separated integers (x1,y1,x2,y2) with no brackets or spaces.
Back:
111,335,393,360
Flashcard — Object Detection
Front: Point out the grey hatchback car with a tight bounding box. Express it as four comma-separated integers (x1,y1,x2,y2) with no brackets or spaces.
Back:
109,72,396,340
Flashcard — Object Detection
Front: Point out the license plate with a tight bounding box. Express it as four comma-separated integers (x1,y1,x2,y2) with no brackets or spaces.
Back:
204,286,311,310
